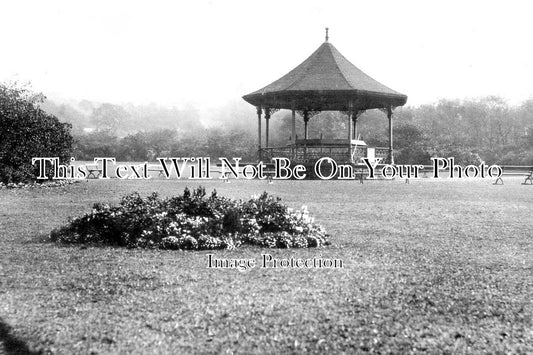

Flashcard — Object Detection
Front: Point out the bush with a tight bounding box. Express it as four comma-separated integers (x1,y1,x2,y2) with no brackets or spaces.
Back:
430,146,484,165
51,187,330,250
73,130,119,160
0,83,73,183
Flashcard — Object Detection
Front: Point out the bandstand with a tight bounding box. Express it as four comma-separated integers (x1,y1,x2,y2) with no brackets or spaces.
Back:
242,29,407,165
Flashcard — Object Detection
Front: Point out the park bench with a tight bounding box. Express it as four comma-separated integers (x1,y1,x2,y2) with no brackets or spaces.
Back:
86,163,166,178
147,164,166,177
85,164,101,178
85,163,166,179
493,165,533,185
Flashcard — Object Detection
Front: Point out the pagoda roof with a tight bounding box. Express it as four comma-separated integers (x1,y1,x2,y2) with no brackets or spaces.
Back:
243,41,407,111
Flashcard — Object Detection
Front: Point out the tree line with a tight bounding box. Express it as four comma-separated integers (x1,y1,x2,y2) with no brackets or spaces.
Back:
49,95,533,166
3,80,533,184
270,97,533,165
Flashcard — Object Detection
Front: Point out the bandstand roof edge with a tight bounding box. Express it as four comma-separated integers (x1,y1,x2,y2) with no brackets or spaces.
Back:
243,37,407,112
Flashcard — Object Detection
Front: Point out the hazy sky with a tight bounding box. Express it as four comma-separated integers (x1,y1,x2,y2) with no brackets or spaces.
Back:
1,0,532,109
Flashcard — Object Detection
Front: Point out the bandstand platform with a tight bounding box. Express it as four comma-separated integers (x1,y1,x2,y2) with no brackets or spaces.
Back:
260,138,389,165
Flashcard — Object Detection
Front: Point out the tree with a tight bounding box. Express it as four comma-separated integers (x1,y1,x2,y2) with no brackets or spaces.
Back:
144,129,178,159
74,130,119,160
90,103,130,133
118,132,149,161
0,82,74,183
40,100,90,135
393,123,431,164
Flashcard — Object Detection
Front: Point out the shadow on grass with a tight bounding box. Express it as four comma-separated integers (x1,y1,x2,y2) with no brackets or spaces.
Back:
0,318,43,355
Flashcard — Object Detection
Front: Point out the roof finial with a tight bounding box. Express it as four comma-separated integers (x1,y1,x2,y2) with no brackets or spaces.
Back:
325,27,329,42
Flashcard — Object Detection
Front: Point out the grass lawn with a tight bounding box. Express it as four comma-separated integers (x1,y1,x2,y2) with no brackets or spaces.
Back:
0,178,532,354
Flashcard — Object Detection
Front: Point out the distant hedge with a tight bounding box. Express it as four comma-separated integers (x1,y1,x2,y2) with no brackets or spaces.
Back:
0,83,73,183
51,187,330,250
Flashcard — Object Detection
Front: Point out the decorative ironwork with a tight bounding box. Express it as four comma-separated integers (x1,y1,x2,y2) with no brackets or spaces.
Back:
260,143,389,166
262,107,280,118
378,106,393,116
341,109,365,118
296,110,321,119
268,108,280,116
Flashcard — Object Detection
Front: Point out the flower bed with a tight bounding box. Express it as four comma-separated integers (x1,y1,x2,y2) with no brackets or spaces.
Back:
51,187,329,250
0,180,79,189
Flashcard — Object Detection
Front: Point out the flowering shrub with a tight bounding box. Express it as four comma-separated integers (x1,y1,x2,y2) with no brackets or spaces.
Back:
50,187,330,250
0,180,78,189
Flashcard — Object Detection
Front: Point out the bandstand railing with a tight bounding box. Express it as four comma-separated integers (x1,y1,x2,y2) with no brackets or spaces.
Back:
259,139,389,164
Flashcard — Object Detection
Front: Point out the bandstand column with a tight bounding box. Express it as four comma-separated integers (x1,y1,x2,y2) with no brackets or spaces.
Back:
303,111,309,139
352,116,358,140
347,112,353,141
387,107,394,164
265,108,271,148
291,109,296,142
256,106,262,158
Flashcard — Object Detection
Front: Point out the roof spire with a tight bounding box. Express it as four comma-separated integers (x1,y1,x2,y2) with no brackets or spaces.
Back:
325,27,329,42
